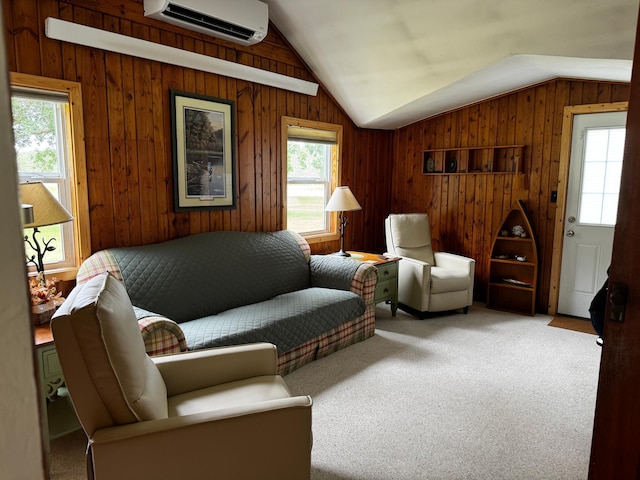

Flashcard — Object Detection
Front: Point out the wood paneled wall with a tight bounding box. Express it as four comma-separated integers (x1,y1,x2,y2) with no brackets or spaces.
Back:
391,80,630,312
4,0,393,255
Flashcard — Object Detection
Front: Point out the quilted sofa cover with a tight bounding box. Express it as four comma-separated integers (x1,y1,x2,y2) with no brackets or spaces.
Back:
76,230,378,375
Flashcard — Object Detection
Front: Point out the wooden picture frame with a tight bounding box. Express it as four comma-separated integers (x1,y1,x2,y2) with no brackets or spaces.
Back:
170,90,236,211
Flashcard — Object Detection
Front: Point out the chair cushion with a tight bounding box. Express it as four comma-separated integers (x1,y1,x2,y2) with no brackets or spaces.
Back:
53,272,168,424
386,214,435,265
180,287,365,353
430,267,471,294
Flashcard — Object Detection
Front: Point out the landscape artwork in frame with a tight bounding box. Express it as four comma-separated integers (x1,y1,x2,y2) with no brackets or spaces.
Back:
171,90,236,211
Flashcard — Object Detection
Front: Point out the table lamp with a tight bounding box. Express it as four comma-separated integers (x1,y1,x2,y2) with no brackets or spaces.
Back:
325,186,362,257
20,182,73,286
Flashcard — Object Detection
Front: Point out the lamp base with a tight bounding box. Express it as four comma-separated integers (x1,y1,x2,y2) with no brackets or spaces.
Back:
333,250,351,257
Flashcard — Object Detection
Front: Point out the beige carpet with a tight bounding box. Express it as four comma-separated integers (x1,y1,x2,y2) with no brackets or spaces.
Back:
49,304,600,479
49,428,86,479
548,315,597,335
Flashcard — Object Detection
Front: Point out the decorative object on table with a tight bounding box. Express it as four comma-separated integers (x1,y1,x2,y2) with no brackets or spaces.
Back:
325,186,362,257
425,156,435,173
511,224,526,237
446,156,458,173
20,182,73,287
170,90,236,211
30,277,65,325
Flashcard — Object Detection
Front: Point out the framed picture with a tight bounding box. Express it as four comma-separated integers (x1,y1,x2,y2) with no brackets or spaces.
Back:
170,90,236,211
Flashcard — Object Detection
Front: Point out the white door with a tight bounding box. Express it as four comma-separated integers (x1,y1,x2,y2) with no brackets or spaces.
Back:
558,111,626,318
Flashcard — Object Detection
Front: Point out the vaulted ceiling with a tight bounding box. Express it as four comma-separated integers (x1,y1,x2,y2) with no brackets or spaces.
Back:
264,0,639,130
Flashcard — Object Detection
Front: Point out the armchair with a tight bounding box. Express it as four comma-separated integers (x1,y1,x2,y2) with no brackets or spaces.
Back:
51,272,312,480
385,213,475,317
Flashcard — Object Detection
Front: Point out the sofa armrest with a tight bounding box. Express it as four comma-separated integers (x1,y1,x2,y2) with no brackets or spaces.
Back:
310,255,378,305
434,251,475,273
350,263,378,305
137,316,187,356
310,255,360,290
152,343,279,396
76,249,122,284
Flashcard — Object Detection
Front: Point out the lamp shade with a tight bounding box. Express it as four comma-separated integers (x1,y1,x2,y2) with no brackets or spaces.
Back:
19,182,73,228
325,186,362,212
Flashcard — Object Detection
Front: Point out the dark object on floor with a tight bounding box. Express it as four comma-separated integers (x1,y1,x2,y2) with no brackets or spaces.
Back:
548,316,596,335
589,266,610,339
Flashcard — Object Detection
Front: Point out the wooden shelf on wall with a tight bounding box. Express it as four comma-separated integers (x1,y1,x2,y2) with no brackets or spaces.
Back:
486,199,539,316
422,145,524,175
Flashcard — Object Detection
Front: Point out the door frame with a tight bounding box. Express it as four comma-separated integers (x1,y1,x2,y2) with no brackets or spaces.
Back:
548,101,628,315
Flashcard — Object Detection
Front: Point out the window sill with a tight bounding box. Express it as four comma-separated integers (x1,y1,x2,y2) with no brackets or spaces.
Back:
302,232,340,245
28,267,79,283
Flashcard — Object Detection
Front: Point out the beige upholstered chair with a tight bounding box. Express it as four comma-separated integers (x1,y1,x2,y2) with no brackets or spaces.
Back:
385,213,475,317
51,272,312,480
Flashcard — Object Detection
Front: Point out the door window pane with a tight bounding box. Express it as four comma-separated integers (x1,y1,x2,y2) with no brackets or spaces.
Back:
578,127,625,226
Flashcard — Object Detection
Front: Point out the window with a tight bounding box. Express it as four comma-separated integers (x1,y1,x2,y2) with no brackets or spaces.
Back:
579,126,625,226
11,73,90,281
282,117,342,243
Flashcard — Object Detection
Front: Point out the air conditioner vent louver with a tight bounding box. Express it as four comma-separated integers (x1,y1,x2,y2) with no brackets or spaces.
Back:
144,0,268,46
164,3,254,41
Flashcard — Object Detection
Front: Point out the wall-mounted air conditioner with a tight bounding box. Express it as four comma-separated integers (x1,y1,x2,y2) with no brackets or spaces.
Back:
144,0,269,46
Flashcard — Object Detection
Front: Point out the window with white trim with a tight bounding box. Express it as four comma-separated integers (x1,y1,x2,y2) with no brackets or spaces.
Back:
13,91,74,269
11,73,91,280
282,117,342,243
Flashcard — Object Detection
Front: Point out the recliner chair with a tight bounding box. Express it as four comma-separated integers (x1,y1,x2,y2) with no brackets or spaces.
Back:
385,213,475,317
51,272,312,480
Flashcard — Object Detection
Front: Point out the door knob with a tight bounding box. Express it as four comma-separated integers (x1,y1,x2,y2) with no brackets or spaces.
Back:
609,283,628,322
568,216,576,223
566,230,575,237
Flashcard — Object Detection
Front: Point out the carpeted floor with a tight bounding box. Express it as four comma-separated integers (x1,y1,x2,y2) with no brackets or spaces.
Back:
49,303,601,479
49,428,86,479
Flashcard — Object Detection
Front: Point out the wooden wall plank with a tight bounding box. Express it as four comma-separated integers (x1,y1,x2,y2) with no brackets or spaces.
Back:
37,0,62,79
3,2,16,71
73,6,115,251
11,0,40,75
103,16,130,248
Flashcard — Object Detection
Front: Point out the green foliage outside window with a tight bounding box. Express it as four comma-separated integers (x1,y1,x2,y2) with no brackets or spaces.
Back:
287,141,331,233
12,97,59,173
12,96,66,265
287,141,326,177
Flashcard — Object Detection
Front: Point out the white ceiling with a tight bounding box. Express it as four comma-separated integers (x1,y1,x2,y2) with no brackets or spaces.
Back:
264,0,639,130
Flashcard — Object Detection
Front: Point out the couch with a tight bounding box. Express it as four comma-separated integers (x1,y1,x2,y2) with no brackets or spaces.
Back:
76,230,378,375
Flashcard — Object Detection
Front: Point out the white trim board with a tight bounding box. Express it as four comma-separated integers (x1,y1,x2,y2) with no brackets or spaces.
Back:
44,17,319,96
